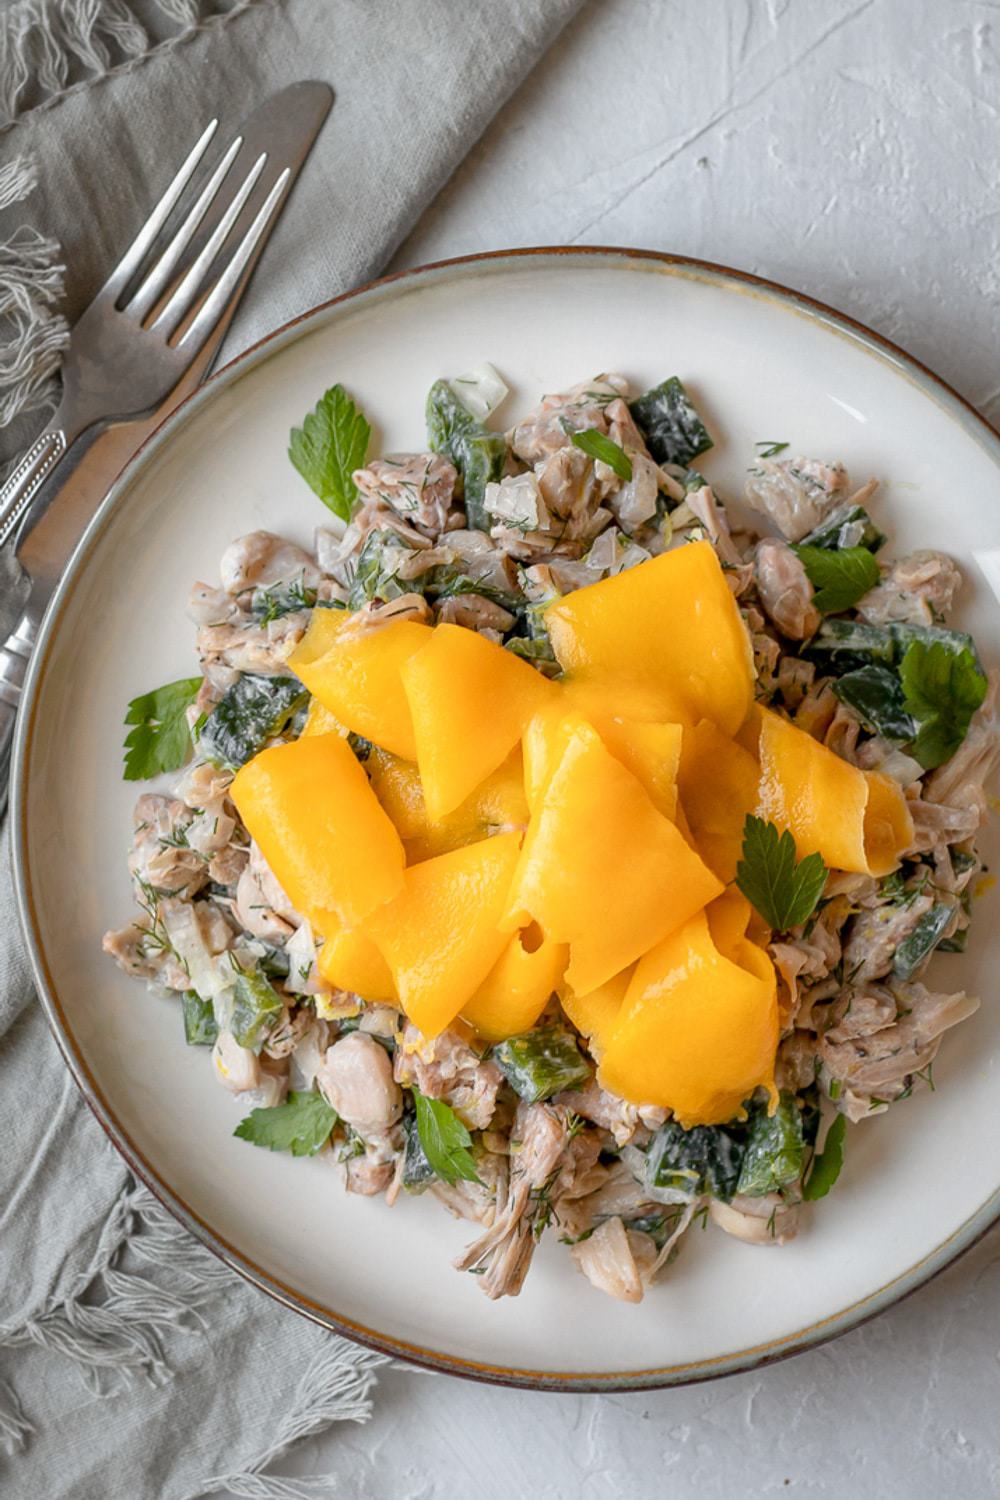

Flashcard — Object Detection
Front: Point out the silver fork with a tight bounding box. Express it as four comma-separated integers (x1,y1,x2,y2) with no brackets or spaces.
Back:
0,81,331,553
0,81,332,816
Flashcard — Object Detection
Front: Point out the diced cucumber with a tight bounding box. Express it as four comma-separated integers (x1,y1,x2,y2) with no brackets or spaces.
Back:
806,619,895,669
888,621,981,669
628,377,713,466
200,674,309,769
231,968,283,1052
645,1121,743,1202
798,503,886,553
492,1027,591,1103
735,1093,805,1196
832,665,916,742
183,990,218,1046
426,379,507,531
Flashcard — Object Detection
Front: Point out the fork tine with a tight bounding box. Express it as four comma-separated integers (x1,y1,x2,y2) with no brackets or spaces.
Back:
177,169,291,353
101,118,219,303
150,152,269,340
125,134,244,321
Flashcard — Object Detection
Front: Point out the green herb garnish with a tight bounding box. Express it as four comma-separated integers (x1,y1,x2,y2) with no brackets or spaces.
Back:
567,426,633,481
123,676,202,781
792,544,881,614
736,815,828,932
234,1090,337,1157
755,440,789,458
289,383,371,522
802,1114,846,1200
899,640,988,770
412,1089,481,1186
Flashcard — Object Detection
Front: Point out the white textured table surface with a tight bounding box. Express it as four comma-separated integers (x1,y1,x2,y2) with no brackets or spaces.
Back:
280,2,1000,1493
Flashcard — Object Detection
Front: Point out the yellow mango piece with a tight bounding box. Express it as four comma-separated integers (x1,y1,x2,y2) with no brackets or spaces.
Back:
366,748,427,841
600,718,682,820
523,705,682,820
705,887,754,956
756,706,912,875
559,967,632,1060
300,699,348,739
563,674,687,727
367,746,529,858
521,705,575,810
504,717,723,994
231,734,405,931
546,541,754,735
598,910,778,1126
402,624,555,819
289,610,432,760
461,927,568,1042
678,719,760,882
364,831,522,1038
317,926,397,1003
864,770,916,878
406,750,530,861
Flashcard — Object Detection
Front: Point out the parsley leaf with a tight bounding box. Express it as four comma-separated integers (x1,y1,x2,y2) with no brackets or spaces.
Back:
792,544,881,614
289,383,371,521
234,1090,337,1157
567,426,633,481
735,815,828,932
123,677,202,781
802,1114,846,1200
899,640,988,770
413,1089,481,1186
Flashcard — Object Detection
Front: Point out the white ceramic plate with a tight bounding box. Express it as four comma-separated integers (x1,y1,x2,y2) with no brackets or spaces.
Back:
14,250,1000,1389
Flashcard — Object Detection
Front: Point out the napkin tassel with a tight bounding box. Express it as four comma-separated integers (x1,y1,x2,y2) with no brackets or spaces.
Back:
0,152,67,443
192,1341,404,1499
0,1177,235,1456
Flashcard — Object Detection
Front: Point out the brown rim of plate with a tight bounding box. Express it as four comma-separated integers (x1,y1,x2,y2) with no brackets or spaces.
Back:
12,246,1000,1393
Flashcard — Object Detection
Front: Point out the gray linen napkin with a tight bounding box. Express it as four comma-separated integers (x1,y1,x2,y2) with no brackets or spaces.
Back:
0,3,583,1496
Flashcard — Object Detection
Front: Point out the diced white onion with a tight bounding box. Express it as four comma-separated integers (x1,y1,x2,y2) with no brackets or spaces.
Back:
449,362,509,422
160,900,230,1000
484,472,549,532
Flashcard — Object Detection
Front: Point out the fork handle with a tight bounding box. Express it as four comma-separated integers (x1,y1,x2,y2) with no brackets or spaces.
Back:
0,429,69,551
0,608,38,823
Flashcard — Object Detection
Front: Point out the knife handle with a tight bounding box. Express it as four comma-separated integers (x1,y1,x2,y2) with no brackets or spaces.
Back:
0,429,68,551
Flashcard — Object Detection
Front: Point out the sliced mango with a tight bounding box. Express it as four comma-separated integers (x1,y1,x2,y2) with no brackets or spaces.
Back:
367,746,530,859
301,699,348,739
678,719,760,882
366,748,427,841
231,734,405,930
599,718,682,820
504,717,723,994
524,705,682,820
402,624,555,819
756,706,912,875
545,541,754,735
863,770,916,878
461,927,568,1042
289,610,431,760
317,926,397,1003
598,909,778,1126
559,967,633,1059
363,830,522,1037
